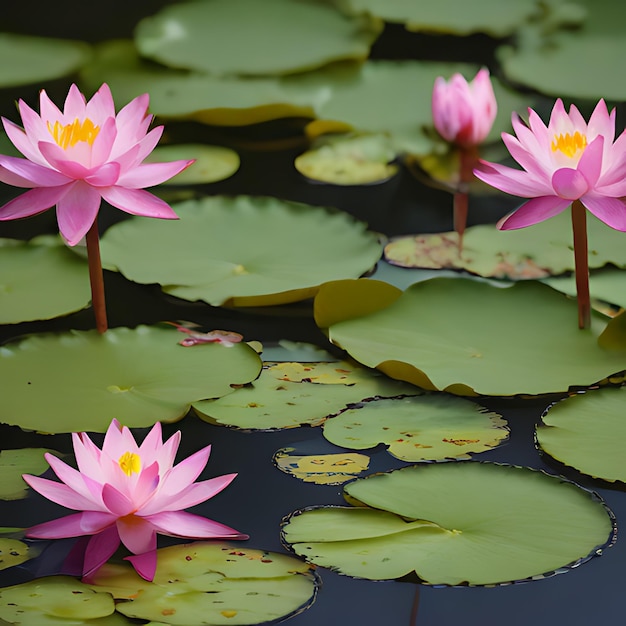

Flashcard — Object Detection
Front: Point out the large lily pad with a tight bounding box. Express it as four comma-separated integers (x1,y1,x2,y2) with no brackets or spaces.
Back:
282,462,615,585
0,33,91,88
193,360,420,430
134,0,382,76
0,237,91,324
537,387,626,483
89,542,317,625
314,278,626,396
100,196,383,307
0,448,61,500
0,325,262,433
0,576,115,624
323,395,507,461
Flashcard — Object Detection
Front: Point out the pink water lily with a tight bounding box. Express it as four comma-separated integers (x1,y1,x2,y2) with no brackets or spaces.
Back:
23,419,246,582
473,98,626,231
432,68,497,147
0,83,191,246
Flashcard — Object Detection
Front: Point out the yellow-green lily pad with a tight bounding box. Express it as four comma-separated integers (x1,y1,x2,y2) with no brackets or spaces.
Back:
0,325,262,433
134,0,381,77
282,462,615,585
314,278,626,396
100,196,383,307
537,387,626,483
323,394,508,461
0,448,61,500
0,537,40,571
0,237,91,325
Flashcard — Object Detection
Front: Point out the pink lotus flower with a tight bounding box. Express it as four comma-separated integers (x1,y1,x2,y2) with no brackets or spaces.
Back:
0,83,192,245
432,68,497,147
474,98,626,230
23,419,246,581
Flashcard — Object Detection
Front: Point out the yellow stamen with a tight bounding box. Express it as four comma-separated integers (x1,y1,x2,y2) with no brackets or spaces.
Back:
118,451,141,476
47,118,100,150
551,131,587,158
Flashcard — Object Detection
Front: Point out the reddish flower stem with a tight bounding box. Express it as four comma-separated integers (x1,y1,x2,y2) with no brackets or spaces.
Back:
453,146,478,254
85,219,108,334
571,200,590,330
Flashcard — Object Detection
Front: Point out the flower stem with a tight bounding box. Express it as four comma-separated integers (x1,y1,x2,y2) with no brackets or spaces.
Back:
453,146,477,254
571,200,590,330
85,219,108,334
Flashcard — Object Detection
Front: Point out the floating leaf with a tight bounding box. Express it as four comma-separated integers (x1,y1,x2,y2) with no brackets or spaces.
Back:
0,538,40,571
193,360,420,430
0,325,262,433
341,0,542,36
295,133,399,185
145,144,240,184
0,448,61,500
282,462,615,585
101,196,382,307
90,542,317,625
0,576,115,624
537,387,626,482
0,33,90,88
275,448,370,485
323,395,508,461
315,278,626,396
134,0,382,76
0,237,91,324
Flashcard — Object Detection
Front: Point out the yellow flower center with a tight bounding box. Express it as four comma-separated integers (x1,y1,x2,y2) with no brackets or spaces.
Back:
47,118,100,150
551,131,587,158
118,451,141,476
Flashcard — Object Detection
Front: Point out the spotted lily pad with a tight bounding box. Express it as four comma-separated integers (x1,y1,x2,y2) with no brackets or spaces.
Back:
0,537,40,571
537,387,626,483
0,33,91,88
0,325,262,433
0,576,115,624
100,196,383,307
89,542,317,625
0,448,61,500
193,360,420,430
282,462,615,585
134,0,382,76
314,278,626,396
274,448,371,485
145,144,240,184
323,395,508,461
0,237,91,324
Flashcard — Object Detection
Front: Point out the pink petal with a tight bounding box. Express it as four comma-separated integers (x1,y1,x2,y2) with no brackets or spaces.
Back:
117,516,156,554
45,454,99,504
56,181,102,246
102,483,135,516
138,421,165,456
38,141,91,177
117,160,193,188
124,550,157,581
73,432,103,476
581,195,626,231
576,135,604,187
0,154,72,187
85,162,120,187
23,474,98,510
527,108,549,145
146,510,247,540
473,161,551,197
82,525,121,580
38,90,63,128
85,84,116,123
132,462,160,508
160,445,211,492
89,117,117,167
63,84,87,119
497,196,572,230
0,186,68,220
114,93,150,140
501,133,551,181
587,99,614,142
3,118,46,165
551,168,589,200
100,186,179,219
26,511,114,539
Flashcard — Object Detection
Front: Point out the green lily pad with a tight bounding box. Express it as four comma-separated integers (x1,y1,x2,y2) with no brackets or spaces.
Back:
341,0,543,36
100,196,383,307
499,0,626,100
282,462,615,585
0,576,115,624
145,144,240,184
193,360,420,430
89,542,317,625
0,237,91,324
0,325,262,433
314,278,626,396
537,387,626,482
0,33,91,88
0,537,41,571
295,133,399,185
0,448,61,500
384,209,626,279
323,395,507,461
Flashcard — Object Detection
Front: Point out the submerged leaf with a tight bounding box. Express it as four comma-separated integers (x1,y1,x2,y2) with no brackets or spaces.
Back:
282,462,615,585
